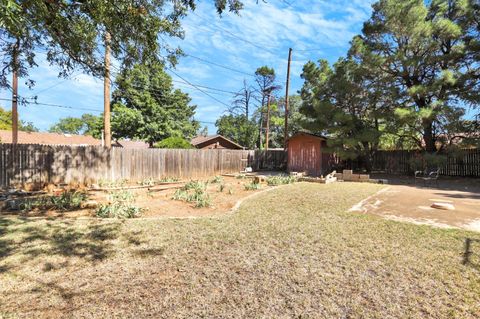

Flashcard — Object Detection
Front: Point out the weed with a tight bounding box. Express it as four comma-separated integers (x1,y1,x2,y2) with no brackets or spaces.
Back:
173,180,211,208
95,190,142,218
211,176,223,184
228,188,234,195
19,191,87,212
138,178,155,187
158,177,180,183
98,179,128,188
266,175,297,186
236,174,247,179
244,181,261,191
218,184,225,192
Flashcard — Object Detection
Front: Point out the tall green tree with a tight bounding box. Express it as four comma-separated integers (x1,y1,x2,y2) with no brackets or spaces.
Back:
0,0,244,89
300,58,392,170
253,66,281,149
49,113,103,138
350,0,480,153
111,62,199,146
0,106,38,132
216,114,257,149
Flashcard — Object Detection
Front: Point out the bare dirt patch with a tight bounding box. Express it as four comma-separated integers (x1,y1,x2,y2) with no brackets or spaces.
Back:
0,176,267,219
350,178,480,231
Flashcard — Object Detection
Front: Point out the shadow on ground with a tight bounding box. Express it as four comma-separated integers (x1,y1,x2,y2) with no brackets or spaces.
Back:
371,173,480,193
0,217,133,272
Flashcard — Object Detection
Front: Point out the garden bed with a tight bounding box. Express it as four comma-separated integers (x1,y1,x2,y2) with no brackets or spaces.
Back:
0,176,279,219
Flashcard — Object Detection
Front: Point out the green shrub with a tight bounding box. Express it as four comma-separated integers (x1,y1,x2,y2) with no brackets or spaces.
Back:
98,179,128,188
19,191,87,212
266,175,297,186
173,180,211,208
409,153,448,171
154,137,193,149
95,190,142,218
211,176,223,184
138,178,155,186
244,181,261,191
158,177,180,183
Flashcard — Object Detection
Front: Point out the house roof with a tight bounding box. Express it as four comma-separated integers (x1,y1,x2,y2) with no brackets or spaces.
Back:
191,134,244,149
0,130,101,146
288,132,327,141
113,140,150,149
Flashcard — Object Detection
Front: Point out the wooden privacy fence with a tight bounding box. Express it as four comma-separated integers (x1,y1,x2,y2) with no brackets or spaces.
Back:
0,144,287,188
346,149,480,177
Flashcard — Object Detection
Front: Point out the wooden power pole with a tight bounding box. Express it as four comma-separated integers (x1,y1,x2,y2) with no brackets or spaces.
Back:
11,40,19,144
11,66,18,145
103,31,112,148
284,48,292,150
265,94,271,150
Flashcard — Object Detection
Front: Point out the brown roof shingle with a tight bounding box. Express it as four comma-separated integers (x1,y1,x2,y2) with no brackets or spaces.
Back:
191,134,243,149
0,130,101,146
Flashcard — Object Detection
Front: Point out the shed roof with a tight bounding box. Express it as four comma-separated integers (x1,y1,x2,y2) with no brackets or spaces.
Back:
288,132,327,141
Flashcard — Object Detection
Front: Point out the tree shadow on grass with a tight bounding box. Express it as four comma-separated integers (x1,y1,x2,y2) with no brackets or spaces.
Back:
0,216,137,272
462,238,480,272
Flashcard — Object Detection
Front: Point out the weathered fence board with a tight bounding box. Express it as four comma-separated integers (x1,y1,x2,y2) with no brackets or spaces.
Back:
0,144,286,188
346,149,480,177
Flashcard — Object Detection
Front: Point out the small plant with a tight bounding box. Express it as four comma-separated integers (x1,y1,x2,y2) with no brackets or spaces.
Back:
218,183,225,192
138,178,155,187
266,175,298,186
228,188,234,195
211,176,223,184
236,174,247,179
95,190,142,218
19,191,87,212
98,179,128,188
244,181,261,191
173,180,211,208
158,177,180,183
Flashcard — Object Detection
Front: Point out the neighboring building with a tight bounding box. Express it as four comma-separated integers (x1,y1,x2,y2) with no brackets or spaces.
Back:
287,132,330,176
191,134,244,150
0,130,101,146
113,140,150,149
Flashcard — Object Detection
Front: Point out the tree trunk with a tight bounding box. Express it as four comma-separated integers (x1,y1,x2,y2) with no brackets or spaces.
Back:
422,119,435,153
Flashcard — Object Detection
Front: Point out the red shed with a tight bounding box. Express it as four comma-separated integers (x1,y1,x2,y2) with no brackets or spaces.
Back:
287,132,330,176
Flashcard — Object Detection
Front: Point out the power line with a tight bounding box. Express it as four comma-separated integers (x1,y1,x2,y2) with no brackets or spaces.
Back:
191,12,278,55
166,66,231,109
171,80,237,95
29,71,83,97
184,53,255,77
0,97,103,113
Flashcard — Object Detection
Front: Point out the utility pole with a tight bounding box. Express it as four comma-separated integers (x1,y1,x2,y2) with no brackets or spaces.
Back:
103,31,112,148
11,40,19,144
284,47,292,150
265,94,271,150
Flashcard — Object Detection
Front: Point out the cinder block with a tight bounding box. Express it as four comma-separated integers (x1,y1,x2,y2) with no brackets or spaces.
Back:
343,170,353,175
350,174,360,181
334,173,343,179
360,174,370,180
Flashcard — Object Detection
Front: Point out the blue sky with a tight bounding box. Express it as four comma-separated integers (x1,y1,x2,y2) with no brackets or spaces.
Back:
0,0,377,133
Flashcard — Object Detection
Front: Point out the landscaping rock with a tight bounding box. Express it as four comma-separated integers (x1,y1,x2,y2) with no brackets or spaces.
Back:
431,202,455,210
81,200,99,209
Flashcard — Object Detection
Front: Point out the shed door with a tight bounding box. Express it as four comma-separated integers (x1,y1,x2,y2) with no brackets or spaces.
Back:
301,142,318,176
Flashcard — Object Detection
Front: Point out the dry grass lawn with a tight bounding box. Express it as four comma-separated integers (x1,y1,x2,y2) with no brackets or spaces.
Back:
1,182,479,318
